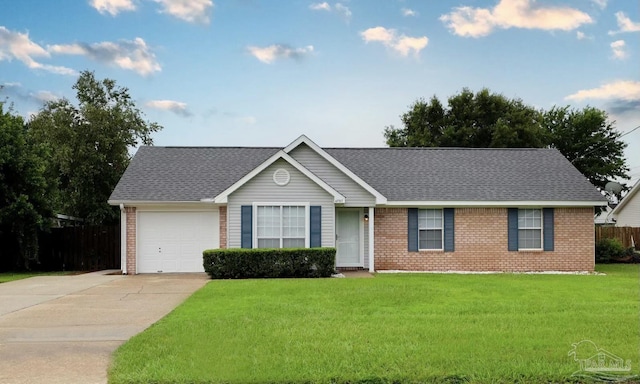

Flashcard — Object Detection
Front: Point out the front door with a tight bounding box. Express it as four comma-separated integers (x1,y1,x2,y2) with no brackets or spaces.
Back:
336,209,361,267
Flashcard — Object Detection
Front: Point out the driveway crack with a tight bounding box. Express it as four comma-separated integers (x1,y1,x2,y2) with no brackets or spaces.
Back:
119,285,144,300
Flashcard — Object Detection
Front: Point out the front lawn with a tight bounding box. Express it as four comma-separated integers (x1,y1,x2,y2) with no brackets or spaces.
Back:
109,265,640,384
0,271,70,283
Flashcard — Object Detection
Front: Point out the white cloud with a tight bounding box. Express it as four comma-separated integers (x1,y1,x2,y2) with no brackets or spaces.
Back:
608,11,640,35
146,99,192,117
31,90,59,102
153,0,213,24
309,2,351,21
90,0,213,23
440,0,593,38
576,31,586,40
361,27,398,44
0,83,62,105
401,8,418,17
610,40,627,60
309,2,330,11
0,27,76,75
591,0,607,10
89,0,136,16
247,44,314,64
361,26,428,57
48,37,161,76
334,3,351,21
394,36,429,56
565,80,640,102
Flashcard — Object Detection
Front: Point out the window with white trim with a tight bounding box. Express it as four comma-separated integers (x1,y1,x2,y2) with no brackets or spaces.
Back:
418,209,443,250
518,209,542,250
256,205,306,248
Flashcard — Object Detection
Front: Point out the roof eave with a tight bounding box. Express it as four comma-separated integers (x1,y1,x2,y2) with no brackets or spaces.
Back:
107,200,223,206
381,200,608,208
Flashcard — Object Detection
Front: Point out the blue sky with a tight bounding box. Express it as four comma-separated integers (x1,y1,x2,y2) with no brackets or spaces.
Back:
1,0,639,185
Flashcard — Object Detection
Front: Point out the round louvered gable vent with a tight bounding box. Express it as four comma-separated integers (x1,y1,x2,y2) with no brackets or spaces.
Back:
273,168,290,186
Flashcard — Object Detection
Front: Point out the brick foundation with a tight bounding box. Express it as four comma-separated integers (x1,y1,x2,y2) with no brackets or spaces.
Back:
125,206,137,274
374,207,594,272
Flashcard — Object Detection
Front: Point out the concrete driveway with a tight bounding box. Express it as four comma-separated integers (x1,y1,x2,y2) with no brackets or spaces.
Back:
0,271,208,384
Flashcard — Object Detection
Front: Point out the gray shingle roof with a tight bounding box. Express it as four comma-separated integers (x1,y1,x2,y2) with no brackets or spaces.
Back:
109,146,279,202
325,147,605,202
109,145,605,203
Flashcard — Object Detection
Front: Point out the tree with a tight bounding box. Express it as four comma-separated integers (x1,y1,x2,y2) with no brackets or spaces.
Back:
0,101,52,269
543,106,629,193
28,71,162,224
384,88,547,148
384,88,629,194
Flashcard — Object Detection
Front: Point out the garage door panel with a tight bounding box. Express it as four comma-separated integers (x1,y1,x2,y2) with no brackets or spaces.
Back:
138,210,219,273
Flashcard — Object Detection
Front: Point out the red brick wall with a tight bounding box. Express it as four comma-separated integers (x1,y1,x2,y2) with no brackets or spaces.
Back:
219,206,227,249
374,207,594,272
125,206,137,274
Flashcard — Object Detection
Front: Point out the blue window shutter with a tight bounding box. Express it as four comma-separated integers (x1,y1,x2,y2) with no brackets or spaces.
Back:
543,208,554,251
241,205,252,249
310,206,321,248
408,208,418,252
507,208,518,251
444,208,455,252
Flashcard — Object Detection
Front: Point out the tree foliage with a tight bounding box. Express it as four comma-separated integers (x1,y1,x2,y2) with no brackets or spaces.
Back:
384,88,629,191
0,101,52,269
543,106,628,192
28,71,162,225
385,88,547,148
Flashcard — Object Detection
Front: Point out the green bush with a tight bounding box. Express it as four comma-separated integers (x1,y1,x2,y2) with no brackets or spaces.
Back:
595,238,626,263
203,248,336,279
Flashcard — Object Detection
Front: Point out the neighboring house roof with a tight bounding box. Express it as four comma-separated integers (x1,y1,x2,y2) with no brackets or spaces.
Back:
594,206,615,225
612,179,640,215
108,137,606,205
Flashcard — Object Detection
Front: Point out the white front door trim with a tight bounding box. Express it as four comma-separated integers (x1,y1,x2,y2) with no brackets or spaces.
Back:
335,208,364,267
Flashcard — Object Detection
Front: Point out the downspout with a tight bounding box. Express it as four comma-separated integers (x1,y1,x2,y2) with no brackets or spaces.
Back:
120,204,127,274
368,207,375,272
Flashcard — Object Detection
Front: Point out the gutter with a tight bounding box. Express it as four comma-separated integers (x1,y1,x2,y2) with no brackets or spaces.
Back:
120,204,127,275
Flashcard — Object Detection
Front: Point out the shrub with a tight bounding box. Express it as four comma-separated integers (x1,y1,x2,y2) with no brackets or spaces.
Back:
595,238,626,263
203,248,336,279
623,246,640,263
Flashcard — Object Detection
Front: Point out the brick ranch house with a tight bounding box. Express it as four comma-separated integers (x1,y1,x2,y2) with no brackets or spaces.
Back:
108,135,606,274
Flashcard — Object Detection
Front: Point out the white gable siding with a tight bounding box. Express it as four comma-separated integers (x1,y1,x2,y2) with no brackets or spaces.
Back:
615,193,640,227
289,143,376,207
227,159,335,248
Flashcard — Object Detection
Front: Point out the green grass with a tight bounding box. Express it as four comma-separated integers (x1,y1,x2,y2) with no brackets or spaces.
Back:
109,264,640,384
0,271,70,283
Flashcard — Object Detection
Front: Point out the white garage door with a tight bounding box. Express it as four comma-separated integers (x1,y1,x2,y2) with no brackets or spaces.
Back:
137,210,219,273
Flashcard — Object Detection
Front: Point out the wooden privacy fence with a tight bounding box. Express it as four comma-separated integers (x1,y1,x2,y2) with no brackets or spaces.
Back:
38,225,121,271
595,226,640,249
